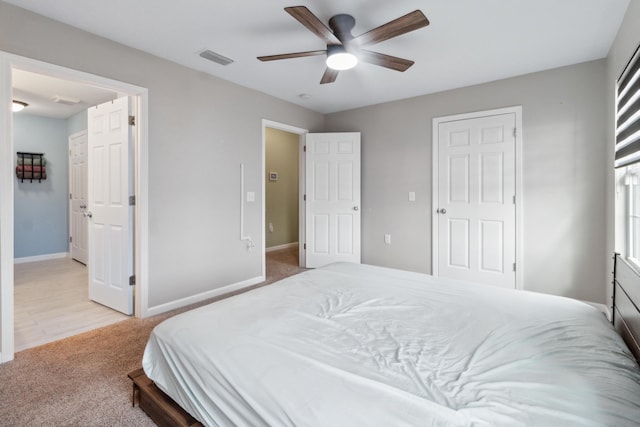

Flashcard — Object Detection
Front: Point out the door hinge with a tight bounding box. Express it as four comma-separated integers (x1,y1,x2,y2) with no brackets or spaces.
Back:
129,195,136,206
304,145,306,152
304,243,307,250
513,195,516,204
69,236,72,243
129,275,136,286
69,193,72,200
513,128,517,138
513,263,516,272
128,115,136,126
304,194,306,201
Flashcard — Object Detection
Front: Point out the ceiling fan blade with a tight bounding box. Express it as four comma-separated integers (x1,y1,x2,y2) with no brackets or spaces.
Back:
320,68,339,84
258,50,326,62
353,10,429,47
359,50,415,72
285,6,341,45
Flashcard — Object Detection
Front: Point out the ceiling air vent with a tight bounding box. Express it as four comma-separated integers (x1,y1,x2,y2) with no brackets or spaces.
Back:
51,95,81,105
198,49,234,66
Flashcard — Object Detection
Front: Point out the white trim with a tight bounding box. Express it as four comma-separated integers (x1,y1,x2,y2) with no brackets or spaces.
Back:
146,276,264,317
0,51,150,364
266,242,299,253
582,301,612,321
14,252,69,264
432,106,524,289
0,57,14,363
261,119,309,273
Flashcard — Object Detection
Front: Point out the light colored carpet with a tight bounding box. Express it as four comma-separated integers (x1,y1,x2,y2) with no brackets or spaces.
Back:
0,248,305,426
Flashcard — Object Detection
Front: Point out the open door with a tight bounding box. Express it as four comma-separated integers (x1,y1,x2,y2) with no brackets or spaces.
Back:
305,132,361,268
69,130,88,264
87,97,133,314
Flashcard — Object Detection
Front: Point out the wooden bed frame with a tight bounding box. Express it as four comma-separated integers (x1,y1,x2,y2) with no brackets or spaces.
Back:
613,253,640,362
129,256,640,426
128,368,203,427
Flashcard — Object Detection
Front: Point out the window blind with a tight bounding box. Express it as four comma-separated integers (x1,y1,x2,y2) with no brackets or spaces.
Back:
616,43,640,168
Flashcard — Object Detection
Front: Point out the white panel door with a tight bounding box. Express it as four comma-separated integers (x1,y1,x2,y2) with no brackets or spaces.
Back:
437,113,516,288
70,131,88,264
87,97,133,314
305,132,361,268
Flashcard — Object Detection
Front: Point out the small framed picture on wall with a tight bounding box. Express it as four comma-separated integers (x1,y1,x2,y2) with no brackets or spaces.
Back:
269,172,278,181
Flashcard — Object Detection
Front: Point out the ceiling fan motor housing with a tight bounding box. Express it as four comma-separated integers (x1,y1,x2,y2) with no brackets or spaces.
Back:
328,14,356,43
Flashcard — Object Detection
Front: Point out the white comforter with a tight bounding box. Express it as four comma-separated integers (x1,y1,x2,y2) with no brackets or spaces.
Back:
143,263,640,426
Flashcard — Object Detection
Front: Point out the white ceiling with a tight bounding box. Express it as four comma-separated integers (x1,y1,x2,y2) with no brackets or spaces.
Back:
12,70,118,119
5,0,631,114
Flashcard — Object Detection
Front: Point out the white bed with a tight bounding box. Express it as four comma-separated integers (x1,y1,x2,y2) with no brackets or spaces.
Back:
142,262,640,426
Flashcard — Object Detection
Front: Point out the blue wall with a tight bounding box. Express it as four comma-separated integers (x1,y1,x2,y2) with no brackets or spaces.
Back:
67,110,87,135
13,114,70,258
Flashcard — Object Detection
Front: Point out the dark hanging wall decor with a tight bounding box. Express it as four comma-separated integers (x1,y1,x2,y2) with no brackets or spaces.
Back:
615,41,640,168
16,152,47,183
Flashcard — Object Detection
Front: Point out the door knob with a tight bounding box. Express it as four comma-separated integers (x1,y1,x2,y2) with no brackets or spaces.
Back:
84,211,93,218
80,204,87,209
437,208,447,214
353,206,359,211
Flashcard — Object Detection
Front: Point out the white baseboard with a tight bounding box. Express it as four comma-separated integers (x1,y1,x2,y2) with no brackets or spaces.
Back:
146,275,265,317
266,242,298,253
14,252,69,264
583,301,612,321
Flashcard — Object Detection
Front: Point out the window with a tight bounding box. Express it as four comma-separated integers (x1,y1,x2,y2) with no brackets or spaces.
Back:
616,43,640,168
617,42,640,268
629,168,640,267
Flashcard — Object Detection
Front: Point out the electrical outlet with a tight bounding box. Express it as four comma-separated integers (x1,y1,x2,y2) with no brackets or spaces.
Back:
246,191,255,202
409,191,416,202
384,234,391,245
268,222,274,233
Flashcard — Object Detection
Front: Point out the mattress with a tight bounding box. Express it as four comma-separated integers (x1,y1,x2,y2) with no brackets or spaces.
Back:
142,263,640,426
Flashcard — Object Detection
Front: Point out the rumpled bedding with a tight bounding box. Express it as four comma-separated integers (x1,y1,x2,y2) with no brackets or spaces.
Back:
143,263,640,427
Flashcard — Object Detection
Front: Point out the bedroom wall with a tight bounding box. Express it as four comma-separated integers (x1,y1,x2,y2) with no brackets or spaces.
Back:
0,3,325,310
325,59,607,303
13,114,69,259
265,128,299,249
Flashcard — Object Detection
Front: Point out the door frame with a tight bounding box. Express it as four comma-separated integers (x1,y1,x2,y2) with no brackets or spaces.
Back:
68,130,88,264
261,119,308,273
431,106,524,289
0,51,149,363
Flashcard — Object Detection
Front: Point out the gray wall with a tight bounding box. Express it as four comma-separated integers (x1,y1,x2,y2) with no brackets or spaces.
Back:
13,114,69,258
0,3,325,309
326,60,607,303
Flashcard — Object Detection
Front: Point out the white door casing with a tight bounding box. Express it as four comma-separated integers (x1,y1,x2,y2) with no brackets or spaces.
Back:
87,97,133,314
69,131,88,264
305,132,361,268
433,108,521,288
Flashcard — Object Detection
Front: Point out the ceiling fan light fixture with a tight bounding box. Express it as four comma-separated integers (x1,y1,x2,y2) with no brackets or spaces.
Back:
12,100,28,112
326,45,358,71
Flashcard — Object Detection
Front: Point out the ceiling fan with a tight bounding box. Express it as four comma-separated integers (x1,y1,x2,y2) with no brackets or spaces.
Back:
257,6,429,84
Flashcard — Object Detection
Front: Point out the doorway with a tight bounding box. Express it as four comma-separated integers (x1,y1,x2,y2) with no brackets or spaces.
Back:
261,120,308,276
265,128,301,251
432,106,523,289
0,52,149,363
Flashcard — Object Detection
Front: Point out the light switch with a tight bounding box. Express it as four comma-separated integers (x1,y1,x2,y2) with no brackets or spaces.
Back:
246,191,255,202
409,192,416,202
